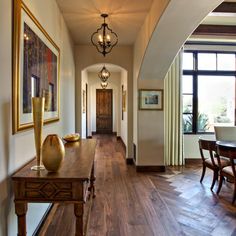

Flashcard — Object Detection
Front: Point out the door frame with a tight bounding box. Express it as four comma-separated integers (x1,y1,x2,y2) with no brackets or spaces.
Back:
96,89,113,134
86,83,88,138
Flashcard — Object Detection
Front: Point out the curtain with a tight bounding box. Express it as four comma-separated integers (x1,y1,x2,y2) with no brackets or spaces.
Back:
164,50,184,166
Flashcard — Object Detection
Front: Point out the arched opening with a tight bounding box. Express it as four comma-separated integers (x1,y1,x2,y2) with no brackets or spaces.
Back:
81,63,128,154
134,0,224,167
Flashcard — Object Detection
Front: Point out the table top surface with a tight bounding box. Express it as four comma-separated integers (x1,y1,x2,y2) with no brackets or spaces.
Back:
216,140,236,148
12,139,97,181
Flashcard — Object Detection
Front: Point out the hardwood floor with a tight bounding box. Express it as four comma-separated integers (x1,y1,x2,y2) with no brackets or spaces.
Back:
38,135,236,236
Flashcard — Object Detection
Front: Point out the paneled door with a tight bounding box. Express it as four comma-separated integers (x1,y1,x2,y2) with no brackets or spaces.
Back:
96,89,112,133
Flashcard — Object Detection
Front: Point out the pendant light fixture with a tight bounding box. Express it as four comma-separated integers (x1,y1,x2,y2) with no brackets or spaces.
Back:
91,13,118,57
98,65,110,82
101,81,108,89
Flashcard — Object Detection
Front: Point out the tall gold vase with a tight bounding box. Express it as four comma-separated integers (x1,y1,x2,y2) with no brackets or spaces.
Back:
31,97,45,171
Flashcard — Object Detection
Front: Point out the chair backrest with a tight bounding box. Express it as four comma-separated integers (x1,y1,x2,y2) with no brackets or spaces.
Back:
214,126,236,142
198,137,217,165
217,143,236,176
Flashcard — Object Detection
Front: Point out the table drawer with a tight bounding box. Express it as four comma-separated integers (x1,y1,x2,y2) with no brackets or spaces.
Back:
24,181,73,200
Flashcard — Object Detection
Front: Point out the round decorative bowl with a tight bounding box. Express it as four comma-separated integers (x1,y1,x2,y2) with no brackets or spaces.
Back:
63,133,80,142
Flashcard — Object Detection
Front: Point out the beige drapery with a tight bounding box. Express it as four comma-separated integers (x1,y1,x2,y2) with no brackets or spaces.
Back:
164,51,184,166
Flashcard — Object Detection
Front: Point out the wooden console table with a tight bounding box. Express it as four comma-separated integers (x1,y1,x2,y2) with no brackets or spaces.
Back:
12,139,96,236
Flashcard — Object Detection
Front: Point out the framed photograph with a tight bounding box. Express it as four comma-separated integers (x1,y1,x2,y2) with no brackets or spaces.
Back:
139,89,163,110
12,0,60,134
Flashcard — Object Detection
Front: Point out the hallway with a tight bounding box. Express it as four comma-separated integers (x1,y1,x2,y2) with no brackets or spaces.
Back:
39,135,236,236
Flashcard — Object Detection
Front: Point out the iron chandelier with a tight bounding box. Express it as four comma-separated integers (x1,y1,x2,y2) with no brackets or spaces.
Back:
98,65,110,82
91,13,118,57
101,81,108,89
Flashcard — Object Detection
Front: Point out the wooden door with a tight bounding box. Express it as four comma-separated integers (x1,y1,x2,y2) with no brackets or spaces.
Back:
96,89,112,133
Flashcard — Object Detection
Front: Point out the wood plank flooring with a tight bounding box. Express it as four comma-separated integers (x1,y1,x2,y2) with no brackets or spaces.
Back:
38,135,236,236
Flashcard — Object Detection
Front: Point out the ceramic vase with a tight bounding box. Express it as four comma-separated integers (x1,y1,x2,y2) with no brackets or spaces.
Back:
42,134,65,172
31,97,45,171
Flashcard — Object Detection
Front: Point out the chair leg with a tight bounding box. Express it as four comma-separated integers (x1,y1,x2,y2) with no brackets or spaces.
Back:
200,164,206,183
217,175,224,195
210,170,218,191
232,182,236,204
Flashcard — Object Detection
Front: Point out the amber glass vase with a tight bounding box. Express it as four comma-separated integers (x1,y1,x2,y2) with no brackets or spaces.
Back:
42,134,65,172
31,97,45,171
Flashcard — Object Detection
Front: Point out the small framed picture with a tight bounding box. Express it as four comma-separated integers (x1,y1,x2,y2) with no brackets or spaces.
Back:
122,90,126,112
139,89,163,110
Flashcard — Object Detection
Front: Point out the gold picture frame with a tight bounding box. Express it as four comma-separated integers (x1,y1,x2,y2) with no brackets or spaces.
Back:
139,89,163,110
122,90,126,112
12,0,60,134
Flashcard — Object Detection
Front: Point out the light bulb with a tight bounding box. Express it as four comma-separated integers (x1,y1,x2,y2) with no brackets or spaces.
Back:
98,34,103,42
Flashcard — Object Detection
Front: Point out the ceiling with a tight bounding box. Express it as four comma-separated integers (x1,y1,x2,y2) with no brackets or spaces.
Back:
202,0,236,25
56,0,153,45
189,1,236,41
85,63,124,73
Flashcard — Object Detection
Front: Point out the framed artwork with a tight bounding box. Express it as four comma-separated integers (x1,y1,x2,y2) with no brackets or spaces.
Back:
82,90,86,113
122,90,126,112
139,89,163,110
12,0,60,134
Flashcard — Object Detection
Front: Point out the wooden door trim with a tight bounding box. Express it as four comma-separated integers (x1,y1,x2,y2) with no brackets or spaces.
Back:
96,89,113,134
86,83,88,138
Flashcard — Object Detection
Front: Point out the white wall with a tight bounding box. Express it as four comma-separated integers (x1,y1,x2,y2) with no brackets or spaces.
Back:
133,0,170,153
0,0,75,235
138,79,164,166
87,72,121,136
184,134,215,159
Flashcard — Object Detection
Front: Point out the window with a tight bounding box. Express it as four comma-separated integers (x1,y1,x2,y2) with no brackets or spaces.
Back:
182,51,236,134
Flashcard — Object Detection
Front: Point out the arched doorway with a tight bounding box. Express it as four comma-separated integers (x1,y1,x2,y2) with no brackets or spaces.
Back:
81,63,128,154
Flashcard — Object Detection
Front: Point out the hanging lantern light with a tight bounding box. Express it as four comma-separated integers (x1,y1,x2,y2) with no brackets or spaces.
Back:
91,13,118,57
98,65,110,82
101,81,108,89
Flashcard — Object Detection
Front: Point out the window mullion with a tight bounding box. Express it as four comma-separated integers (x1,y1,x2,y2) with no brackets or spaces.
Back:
193,52,198,134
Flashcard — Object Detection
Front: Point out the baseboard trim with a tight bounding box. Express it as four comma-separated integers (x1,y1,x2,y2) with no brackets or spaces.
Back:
126,158,134,165
185,158,202,165
32,204,54,236
117,136,126,152
136,165,166,172
92,131,116,135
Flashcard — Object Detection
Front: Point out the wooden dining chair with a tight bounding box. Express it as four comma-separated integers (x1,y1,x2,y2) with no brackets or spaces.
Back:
199,138,229,190
216,142,236,204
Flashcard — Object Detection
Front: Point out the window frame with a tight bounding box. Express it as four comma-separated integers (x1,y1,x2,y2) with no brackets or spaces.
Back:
183,50,236,134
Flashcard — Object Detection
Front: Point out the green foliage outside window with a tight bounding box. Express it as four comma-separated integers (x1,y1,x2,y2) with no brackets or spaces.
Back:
183,113,210,133
197,113,210,132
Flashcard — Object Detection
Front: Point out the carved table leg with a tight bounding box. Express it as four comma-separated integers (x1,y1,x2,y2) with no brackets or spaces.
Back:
89,162,96,198
15,202,28,236
74,203,84,236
